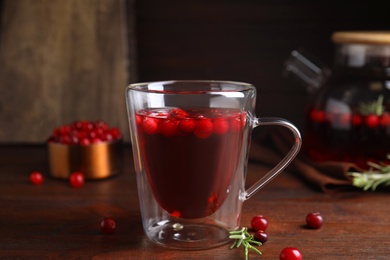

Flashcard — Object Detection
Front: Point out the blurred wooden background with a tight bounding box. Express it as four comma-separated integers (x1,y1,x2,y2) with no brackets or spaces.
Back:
0,0,389,143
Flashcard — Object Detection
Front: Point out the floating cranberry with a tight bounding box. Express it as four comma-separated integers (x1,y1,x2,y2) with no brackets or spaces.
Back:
309,109,325,123
159,119,178,137
69,172,85,188
336,113,351,128
380,112,390,126
30,171,44,185
213,119,229,135
229,118,241,132
364,114,380,128
100,217,116,234
178,119,196,134
169,108,189,118
351,114,362,126
142,117,159,134
280,247,302,260
306,212,323,229
254,230,268,244
194,119,213,139
251,215,268,231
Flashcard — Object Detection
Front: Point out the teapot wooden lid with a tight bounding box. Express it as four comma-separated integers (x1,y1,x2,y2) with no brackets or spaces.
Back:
332,31,390,45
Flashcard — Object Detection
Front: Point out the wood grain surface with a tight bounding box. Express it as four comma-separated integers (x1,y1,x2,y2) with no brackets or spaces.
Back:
0,145,389,259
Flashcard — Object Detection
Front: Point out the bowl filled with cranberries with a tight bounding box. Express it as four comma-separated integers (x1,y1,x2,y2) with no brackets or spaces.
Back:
47,120,123,179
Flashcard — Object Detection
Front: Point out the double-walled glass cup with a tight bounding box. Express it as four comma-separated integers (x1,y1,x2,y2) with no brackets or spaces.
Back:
126,80,301,250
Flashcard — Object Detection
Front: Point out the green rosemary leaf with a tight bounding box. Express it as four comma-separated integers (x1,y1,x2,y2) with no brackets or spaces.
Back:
229,227,263,259
348,171,390,191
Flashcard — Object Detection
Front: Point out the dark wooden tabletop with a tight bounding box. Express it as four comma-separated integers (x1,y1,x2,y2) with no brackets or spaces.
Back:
1,145,389,259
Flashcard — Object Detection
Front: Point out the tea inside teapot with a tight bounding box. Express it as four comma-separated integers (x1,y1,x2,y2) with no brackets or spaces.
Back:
285,31,390,169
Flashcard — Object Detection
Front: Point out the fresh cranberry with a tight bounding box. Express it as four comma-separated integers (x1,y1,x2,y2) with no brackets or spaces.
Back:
336,113,351,128
142,117,159,134
213,119,229,135
306,212,323,229
169,108,189,118
80,137,91,146
159,119,178,137
91,137,102,144
254,230,268,244
251,215,268,231
109,127,122,139
69,172,85,188
178,119,196,134
380,112,390,126
100,132,113,142
280,247,302,260
309,109,325,123
95,120,109,131
364,114,380,128
194,119,213,139
30,171,44,185
100,217,116,234
229,118,241,132
351,114,362,126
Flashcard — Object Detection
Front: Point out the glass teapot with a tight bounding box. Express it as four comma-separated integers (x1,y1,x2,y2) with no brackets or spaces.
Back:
285,31,390,169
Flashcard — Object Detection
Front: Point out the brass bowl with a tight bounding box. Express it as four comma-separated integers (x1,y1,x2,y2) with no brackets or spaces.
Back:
48,140,123,179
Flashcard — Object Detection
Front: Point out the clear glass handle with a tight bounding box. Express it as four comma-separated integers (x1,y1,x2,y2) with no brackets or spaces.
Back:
244,117,302,200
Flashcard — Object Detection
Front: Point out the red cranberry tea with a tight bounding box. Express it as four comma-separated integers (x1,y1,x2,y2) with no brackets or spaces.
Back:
136,107,246,219
304,96,390,168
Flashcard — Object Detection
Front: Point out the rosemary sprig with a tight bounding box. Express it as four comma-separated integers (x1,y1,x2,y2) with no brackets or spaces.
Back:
229,227,262,260
348,158,390,191
359,95,384,116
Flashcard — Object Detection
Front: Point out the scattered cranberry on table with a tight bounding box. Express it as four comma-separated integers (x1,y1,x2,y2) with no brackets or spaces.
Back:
69,172,85,188
100,217,116,234
30,171,44,185
306,212,323,229
280,247,303,260
251,215,269,231
253,230,268,244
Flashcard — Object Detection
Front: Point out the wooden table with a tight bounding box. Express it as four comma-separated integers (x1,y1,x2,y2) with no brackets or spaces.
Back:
1,145,389,259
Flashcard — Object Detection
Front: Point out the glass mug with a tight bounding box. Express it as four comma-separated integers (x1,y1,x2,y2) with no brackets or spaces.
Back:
125,80,301,250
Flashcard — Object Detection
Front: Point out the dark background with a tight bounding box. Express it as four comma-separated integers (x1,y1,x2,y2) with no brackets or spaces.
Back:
0,0,389,142
132,0,390,130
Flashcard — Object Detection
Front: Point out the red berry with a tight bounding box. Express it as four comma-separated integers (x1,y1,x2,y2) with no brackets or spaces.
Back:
69,172,85,188
109,127,122,140
336,113,351,128
178,119,196,134
194,119,213,139
213,119,229,135
229,118,242,132
364,114,379,128
142,117,159,134
306,212,323,229
351,114,362,126
254,230,268,244
251,215,268,231
380,112,390,126
80,137,90,146
309,109,325,123
30,171,44,185
280,247,302,260
95,120,109,131
169,108,189,118
100,217,116,234
159,119,178,137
